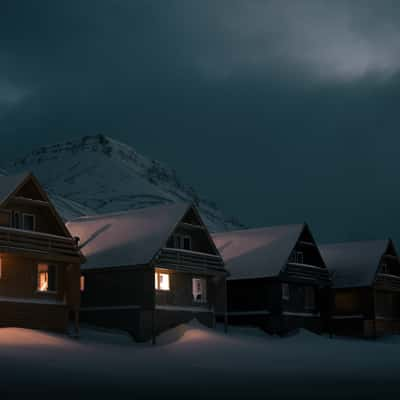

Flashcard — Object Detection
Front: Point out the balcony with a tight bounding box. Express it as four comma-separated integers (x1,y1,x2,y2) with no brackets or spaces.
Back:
156,247,225,275
0,226,81,262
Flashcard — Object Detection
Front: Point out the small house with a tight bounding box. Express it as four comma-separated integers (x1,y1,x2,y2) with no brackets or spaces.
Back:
213,224,331,334
0,172,83,333
67,203,227,342
320,239,400,337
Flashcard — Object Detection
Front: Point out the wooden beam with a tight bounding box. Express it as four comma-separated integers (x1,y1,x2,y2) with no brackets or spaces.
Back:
11,196,50,207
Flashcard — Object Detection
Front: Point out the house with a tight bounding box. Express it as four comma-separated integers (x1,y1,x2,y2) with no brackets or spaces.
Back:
320,239,400,337
0,172,83,333
66,203,227,342
212,224,331,334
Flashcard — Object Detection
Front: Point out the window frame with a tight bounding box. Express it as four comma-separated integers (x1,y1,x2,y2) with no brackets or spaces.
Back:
282,283,290,301
36,263,58,294
22,213,36,231
154,271,170,291
304,286,316,310
192,277,207,303
183,235,192,251
13,211,22,229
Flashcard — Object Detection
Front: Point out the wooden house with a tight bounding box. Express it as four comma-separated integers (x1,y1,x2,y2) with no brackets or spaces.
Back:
66,203,227,342
320,239,400,337
0,172,83,333
212,224,331,334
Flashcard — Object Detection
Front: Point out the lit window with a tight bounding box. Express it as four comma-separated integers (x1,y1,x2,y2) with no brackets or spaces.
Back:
80,275,85,292
305,287,315,310
282,283,290,300
155,271,170,291
37,264,57,292
192,278,207,303
23,214,35,231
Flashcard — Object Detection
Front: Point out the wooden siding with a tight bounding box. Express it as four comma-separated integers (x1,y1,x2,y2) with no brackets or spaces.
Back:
0,252,80,331
81,267,154,310
0,301,68,332
155,268,213,309
0,226,81,263
283,263,330,285
156,248,224,275
2,201,66,236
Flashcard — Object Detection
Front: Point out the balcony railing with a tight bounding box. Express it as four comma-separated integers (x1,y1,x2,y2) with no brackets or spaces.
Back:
0,226,80,260
157,247,225,273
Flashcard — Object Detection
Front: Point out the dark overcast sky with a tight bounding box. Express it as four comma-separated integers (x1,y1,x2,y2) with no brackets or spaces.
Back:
1,0,400,243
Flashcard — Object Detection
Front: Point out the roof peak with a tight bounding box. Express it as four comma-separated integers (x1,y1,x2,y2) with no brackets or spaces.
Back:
67,201,191,224
213,223,305,237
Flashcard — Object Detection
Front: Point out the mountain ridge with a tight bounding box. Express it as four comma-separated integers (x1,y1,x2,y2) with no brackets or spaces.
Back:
3,134,243,231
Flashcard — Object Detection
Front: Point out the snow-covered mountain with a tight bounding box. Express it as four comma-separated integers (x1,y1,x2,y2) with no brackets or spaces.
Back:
3,134,243,231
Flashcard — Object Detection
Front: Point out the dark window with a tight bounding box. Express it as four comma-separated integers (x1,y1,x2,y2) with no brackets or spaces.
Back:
13,211,21,229
174,235,181,249
183,236,192,250
23,214,35,231
166,236,174,248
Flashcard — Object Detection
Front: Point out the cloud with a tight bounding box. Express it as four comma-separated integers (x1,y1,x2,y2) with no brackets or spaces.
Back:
186,0,400,82
0,81,28,104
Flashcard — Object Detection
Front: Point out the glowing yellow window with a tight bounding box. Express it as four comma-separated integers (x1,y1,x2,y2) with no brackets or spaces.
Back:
37,264,57,293
80,275,85,292
155,271,170,291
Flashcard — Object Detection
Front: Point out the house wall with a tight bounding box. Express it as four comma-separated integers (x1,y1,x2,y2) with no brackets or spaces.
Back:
170,225,216,254
155,268,214,309
0,252,80,332
227,276,325,334
1,202,65,236
80,265,225,341
81,266,154,310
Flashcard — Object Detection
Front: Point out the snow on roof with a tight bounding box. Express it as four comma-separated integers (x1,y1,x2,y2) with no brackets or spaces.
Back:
0,171,31,205
212,224,304,280
67,202,190,270
320,240,391,288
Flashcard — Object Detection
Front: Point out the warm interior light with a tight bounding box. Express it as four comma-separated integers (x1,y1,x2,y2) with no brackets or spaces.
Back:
155,271,170,291
38,264,49,292
80,275,85,292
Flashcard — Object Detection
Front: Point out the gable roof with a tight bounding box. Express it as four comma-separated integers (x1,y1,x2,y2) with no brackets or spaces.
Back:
0,171,71,237
66,202,197,270
212,224,305,280
320,239,394,288
0,172,32,205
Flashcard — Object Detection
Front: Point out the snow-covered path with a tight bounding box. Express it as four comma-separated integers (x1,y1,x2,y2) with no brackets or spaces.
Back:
0,322,399,399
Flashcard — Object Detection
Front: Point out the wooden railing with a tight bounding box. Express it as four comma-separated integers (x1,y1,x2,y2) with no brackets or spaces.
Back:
0,226,80,259
284,262,331,284
157,247,225,273
375,274,400,291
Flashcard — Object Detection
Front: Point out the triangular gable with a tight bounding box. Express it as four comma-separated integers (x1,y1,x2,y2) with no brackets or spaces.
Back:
374,239,400,279
0,172,31,205
285,223,327,269
1,172,71,238
163,204,221,257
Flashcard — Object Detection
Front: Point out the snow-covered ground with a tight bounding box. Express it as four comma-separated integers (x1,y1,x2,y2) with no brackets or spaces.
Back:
0,321,399,399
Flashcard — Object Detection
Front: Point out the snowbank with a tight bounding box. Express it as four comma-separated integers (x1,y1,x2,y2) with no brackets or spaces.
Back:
0,323,399,398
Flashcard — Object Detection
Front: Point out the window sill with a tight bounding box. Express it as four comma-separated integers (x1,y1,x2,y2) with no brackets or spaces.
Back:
36,290,58,295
